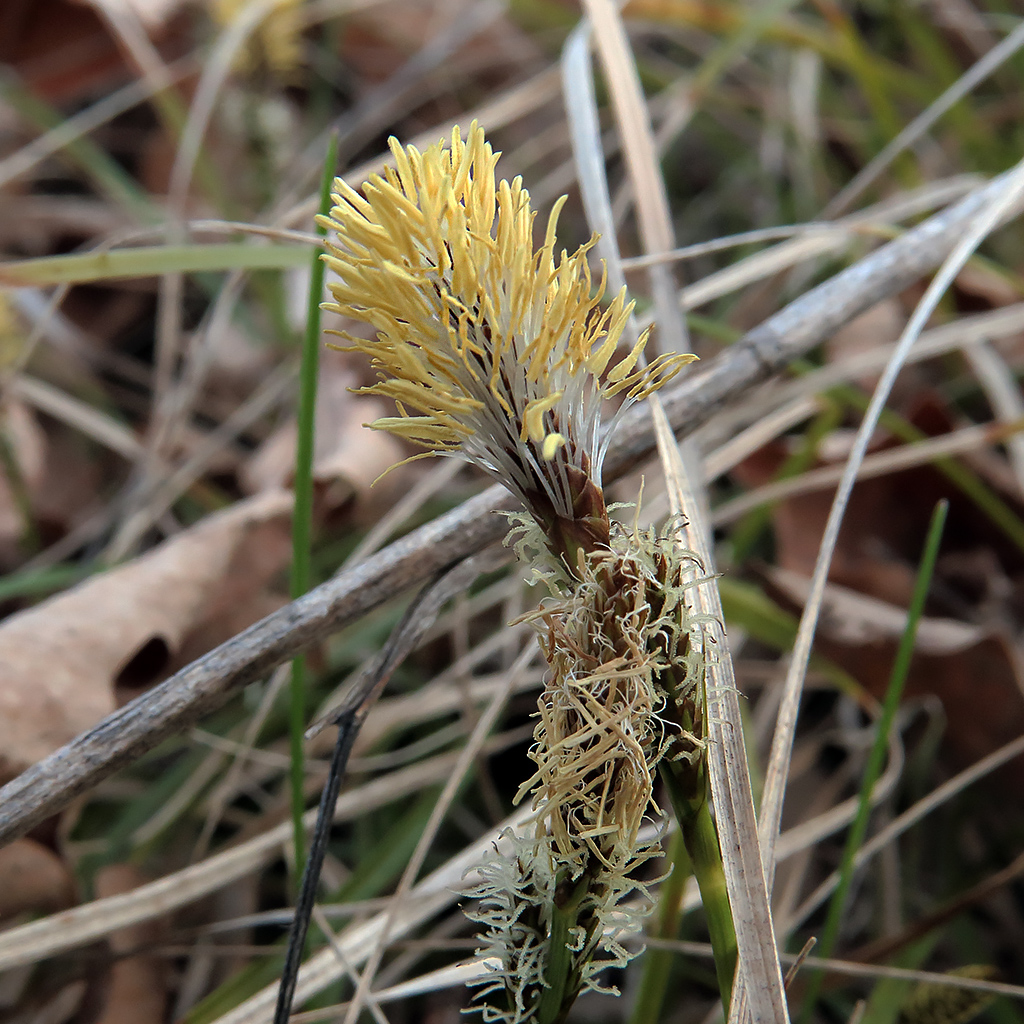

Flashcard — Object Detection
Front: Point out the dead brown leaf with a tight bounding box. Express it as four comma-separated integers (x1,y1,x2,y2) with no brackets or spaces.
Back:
0,490,291,781
3,0,188,103
0,0,130,101
765,567,1024,782
0,838,75,919
240,365,406,521
312,374,408,521
166,514,292,678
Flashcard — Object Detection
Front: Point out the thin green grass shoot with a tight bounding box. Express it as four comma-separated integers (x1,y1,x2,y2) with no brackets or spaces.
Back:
288,133,338,878
798,499,950,1022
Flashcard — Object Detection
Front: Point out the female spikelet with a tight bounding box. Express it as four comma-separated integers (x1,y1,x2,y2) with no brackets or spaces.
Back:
466,519,708,1023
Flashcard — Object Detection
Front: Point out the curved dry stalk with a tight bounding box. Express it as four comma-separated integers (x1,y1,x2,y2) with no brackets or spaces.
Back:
568,1,785,1014
756,157,1024,900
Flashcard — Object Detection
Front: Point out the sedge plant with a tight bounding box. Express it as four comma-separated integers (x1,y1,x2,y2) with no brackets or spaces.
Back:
319,123,737,1022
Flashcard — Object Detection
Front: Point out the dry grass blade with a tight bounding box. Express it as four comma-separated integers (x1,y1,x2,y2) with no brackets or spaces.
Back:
10,375,144,461
291,938,1024,1018
702,397,822,484
0,715,905,981
759,303,1024,414
658,179,982,320
580,0,688,358
652,400,788,1024
570,2,785,1018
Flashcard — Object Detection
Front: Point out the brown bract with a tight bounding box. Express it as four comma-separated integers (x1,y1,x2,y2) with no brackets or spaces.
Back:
240,367,406,521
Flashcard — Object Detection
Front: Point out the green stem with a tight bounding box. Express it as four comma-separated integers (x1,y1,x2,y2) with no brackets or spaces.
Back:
629,828,693,1024
682,798,737,1010
798,499,949,1022
660,763,738,1012
287,134,337,879
537,874,590,1024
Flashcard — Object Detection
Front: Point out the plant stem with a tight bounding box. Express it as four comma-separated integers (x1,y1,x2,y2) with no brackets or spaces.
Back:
537,874,590,1024
629,828,692,1024
661,762,738,1012
288,133,337,878
682,795,737,1009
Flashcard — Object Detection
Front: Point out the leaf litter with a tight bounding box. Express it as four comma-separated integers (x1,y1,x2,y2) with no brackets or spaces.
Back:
0,490,292,780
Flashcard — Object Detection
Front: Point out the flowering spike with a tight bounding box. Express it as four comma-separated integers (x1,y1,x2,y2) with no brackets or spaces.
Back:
320,123,696,566
466,516,710,1023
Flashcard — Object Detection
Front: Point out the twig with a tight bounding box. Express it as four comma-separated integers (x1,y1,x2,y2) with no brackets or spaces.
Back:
0,168,1019,848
